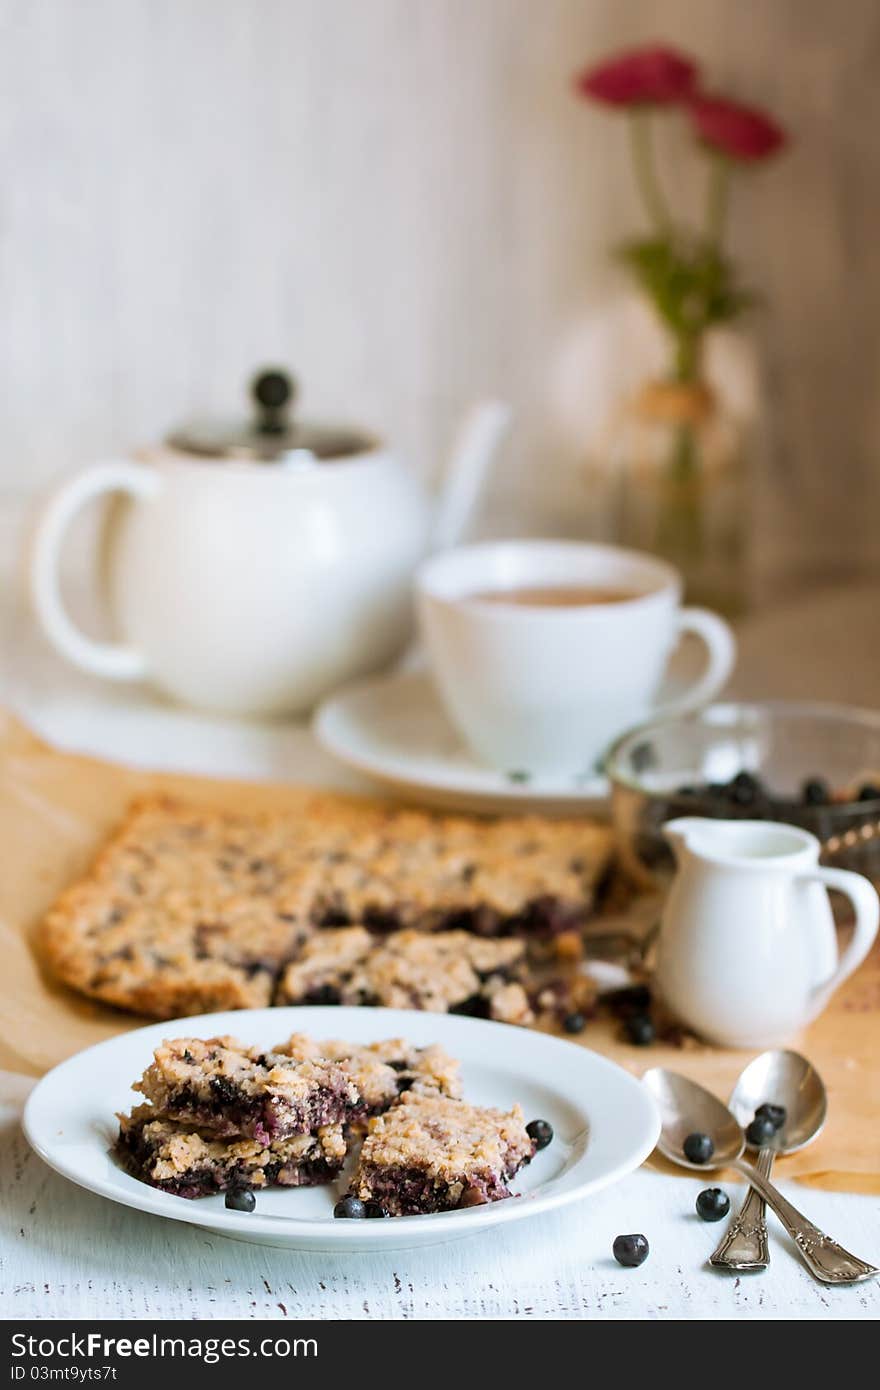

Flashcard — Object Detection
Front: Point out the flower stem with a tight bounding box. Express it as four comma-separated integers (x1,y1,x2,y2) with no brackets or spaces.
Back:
628,111,671,234
705,153,730,248
674,333,701,383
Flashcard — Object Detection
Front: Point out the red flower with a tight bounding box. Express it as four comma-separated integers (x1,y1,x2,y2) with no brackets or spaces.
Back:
688,93,787,161
575,45,698,107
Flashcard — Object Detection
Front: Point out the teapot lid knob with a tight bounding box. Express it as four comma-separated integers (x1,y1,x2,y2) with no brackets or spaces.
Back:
252,368,297,434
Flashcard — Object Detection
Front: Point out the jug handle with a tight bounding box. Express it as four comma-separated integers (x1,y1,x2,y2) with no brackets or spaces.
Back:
30,461,161,680
800,866,879,1011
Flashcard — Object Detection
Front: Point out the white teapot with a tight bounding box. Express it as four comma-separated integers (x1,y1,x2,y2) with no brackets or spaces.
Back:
656,817,879,1047
30,371,508,716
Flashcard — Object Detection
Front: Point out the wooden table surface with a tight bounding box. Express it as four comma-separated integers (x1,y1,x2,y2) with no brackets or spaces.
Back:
2,557,879,1320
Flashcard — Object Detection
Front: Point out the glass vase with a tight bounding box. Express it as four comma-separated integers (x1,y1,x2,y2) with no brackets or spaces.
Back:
605,379,750,616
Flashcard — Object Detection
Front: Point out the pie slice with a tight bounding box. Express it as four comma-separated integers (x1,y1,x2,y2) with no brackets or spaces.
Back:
117,1105,347,1198
349,1091,536,1215
134,1035,360,1141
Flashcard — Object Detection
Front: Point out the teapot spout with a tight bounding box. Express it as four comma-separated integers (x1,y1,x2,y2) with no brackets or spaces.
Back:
430,400,511,553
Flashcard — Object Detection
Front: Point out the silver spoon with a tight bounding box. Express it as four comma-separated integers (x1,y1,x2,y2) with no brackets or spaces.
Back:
643,1066,878,1285
710,1050,827,1272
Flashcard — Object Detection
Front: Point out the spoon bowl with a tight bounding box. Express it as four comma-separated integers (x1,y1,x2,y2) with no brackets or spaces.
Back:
643,1067,744,1170
728,1049,827,1155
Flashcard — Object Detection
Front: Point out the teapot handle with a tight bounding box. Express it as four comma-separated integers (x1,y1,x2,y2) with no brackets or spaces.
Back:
801,866,879,1013
30,461,161,680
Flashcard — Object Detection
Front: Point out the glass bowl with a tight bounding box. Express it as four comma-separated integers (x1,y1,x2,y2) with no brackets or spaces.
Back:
606,701,880,888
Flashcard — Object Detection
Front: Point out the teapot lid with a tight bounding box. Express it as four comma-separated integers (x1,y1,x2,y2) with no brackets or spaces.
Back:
166,369,375,462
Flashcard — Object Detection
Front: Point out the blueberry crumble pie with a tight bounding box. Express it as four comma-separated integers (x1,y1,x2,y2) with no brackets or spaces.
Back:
116,1031,542,1217
348,1091,536,1216
43,795,612,1021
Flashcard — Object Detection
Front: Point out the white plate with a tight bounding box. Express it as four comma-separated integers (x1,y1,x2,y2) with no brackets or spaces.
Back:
23,1006,660,1252
314,654,702,814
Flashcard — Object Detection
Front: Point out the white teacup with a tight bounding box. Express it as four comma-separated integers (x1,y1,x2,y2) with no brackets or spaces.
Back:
416,540,736,776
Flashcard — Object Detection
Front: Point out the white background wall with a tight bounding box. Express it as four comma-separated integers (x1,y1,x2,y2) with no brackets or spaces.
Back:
1,0,878,598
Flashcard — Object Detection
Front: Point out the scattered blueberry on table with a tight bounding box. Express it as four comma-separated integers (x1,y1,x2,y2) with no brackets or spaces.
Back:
683,1132,714,1164
225,1187,255,1212
624,1014,656,1046
526,1118,554,1150
613,1233,649,1268
695,1187,730,1222
563,1011,586,1034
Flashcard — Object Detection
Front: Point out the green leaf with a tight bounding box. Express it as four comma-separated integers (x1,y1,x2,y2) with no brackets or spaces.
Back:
615,234,758,356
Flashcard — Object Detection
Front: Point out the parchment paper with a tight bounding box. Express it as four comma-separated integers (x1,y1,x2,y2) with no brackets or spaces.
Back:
2,709,877,1192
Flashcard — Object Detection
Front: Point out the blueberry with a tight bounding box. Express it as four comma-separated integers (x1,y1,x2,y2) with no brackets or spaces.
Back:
333,1195,367,1219
364,1201,390,1218
612,1233,649,1268
755,1102,786,1130
858,783,880,802
802,777,830,806
624,1014,656,1046
563,1011,586,1034
730,771,761,806
526,1119,554,1150
746,1115,777,1146
308,983,341,1006
225,1187,255,1212
683,1132,714,1164
696,1187,730,1222
605,984,652,1018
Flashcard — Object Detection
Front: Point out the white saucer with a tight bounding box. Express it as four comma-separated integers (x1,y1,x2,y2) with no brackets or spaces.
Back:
23,1006,660,1252
314,648,701,813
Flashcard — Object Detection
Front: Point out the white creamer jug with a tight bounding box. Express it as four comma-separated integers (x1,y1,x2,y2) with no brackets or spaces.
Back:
656,817,879,1047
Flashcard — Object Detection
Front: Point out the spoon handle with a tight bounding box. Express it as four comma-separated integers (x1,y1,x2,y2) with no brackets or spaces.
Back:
731,1158,879,1285
709,1146,772,1271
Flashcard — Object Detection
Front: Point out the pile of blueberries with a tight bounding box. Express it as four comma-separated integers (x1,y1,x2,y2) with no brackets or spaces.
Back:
675,771,880,812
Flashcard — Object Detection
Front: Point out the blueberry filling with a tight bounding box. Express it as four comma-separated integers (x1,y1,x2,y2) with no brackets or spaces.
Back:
167,1081,353,1139
356,1165,509,1215
303,984,341,1005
